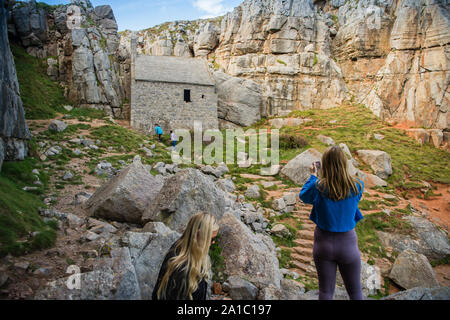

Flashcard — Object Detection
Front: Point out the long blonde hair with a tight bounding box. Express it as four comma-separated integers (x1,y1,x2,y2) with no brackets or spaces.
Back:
317,146,362,201
157,212,219,300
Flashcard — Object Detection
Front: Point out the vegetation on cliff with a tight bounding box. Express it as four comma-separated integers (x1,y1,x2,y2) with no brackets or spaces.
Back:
11,43,68,120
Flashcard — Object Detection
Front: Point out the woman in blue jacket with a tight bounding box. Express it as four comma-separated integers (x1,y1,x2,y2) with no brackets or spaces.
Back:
300,146,365,300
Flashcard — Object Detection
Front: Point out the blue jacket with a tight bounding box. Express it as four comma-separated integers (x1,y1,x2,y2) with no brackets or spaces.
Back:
299,175,364,233
155,126,163,135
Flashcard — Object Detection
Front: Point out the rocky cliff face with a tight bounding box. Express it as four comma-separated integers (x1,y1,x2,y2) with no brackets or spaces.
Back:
0,0,30,171
8,0,449,129
8,0,126,118
120,0,449,130
361,0,449,130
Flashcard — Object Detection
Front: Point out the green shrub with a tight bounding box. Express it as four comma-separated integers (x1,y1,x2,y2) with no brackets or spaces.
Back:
209,235,226,282
279,134,309,150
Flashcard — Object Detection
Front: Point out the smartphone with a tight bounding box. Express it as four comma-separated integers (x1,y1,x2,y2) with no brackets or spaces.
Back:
315,161,321,170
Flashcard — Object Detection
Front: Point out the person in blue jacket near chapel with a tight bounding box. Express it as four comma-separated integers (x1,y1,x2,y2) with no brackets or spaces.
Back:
155,124,163,142
300,146,365,300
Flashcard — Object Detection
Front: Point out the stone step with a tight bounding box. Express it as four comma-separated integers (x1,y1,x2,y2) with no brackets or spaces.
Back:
291,261,310,272
295,212,311,219
291,253,312,264
298,230,315,241
294,239,314,249
293,247,314,258
301,223,315,231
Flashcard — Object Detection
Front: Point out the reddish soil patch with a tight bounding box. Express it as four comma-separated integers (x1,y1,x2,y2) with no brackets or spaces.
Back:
406,183,450,231
434,264,450,287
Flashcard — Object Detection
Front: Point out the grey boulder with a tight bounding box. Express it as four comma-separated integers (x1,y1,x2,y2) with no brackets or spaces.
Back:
86,159,164,224
389,249,440,289
227,276,259,300
218,212,282,291
356,150,392,180
280,149,323,185
382,287,450,300
48,120,68,133
142,169,227,233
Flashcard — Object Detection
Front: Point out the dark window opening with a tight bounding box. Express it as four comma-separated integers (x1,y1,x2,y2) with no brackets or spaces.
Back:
184,90,191,103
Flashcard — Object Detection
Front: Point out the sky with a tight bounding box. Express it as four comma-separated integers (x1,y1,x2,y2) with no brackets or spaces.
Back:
40,0,244,31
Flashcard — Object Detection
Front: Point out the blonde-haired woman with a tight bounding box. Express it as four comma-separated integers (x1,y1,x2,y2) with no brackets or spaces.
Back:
152,212,219,300
300,146,365,300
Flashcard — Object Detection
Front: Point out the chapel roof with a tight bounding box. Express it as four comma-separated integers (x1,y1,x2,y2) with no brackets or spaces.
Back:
134,55,215,86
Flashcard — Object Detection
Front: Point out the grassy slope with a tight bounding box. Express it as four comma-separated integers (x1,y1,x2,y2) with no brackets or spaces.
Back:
0,159,57,257
0,43,67,257
11,42,68,120
280,104,450,185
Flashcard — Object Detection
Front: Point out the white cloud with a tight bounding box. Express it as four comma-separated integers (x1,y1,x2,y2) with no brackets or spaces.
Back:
193,0,231,17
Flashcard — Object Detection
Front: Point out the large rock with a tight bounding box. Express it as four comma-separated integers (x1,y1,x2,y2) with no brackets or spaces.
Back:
404,216,450,260
245,185,260,199
85,159,165,224
257,278,306,300
389,249,440,290
280,149,322,185
35,247,141,300
382,287,450,300
35,226,180,300
279,279,306,300
218,212,282,291
215,178,236,193
48,120,68,132
378,216,450,261
213,71,262,127
227,276,259,300
356,150,393,180
0,0,30,169
122,229,180,300
142,169,227,233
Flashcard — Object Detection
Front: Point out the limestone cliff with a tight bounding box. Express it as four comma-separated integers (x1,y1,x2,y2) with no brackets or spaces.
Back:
7,0,126,117
361,0,449,129
0,0,30,171
120,0,449,130
8,0,449,130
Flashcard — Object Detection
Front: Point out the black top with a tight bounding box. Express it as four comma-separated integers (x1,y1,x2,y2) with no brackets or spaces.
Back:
152,241,208,300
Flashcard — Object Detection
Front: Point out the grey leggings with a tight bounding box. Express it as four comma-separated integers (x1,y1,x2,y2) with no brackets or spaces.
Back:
313,227,364,300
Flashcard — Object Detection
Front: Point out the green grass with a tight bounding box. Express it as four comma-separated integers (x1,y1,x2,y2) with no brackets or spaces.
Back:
89,125,150,153
313,54,318,66
209,235,226,283
255,104,450,186
359,200,380,211
430,255,450,267
11,42,68,120
356,210,413,259
66,108,107,120
0,158,50,195
278,248,292,269
0,161,57,257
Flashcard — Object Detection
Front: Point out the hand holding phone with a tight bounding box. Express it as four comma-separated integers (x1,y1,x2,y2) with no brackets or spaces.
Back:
311,161,321,176
315,161,321,171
